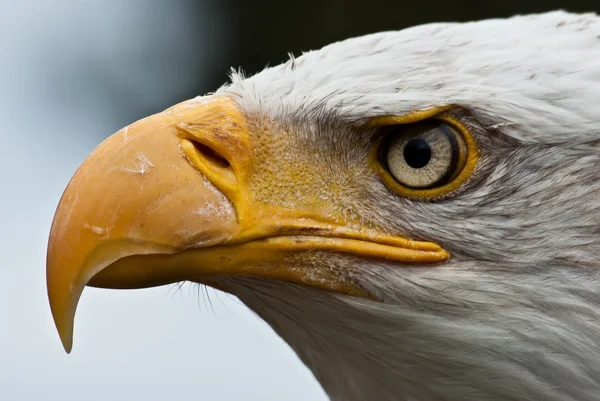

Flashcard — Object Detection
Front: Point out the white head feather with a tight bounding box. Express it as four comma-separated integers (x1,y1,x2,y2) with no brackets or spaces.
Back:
220,11,600,143
210,11,600,401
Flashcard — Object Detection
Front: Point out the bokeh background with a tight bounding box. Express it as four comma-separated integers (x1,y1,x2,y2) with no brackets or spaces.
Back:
1,1,598,400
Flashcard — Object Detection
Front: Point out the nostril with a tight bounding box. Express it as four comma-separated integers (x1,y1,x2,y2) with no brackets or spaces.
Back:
180,138,238,190
192,141,230,169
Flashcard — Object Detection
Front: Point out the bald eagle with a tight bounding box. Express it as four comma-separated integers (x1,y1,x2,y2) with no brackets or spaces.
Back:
47,11,600,401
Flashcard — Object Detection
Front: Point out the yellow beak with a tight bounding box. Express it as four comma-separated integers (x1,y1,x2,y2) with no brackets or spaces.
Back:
47,96,449,353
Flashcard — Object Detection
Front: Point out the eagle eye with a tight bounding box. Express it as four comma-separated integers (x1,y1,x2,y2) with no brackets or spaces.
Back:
373,114,480,200
384,121,465,189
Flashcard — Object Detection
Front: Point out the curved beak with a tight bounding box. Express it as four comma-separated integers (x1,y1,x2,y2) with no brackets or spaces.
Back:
47,96,449,353
47,97,241,352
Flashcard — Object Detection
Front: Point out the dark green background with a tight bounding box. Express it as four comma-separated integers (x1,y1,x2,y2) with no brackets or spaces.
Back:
193,1,599,93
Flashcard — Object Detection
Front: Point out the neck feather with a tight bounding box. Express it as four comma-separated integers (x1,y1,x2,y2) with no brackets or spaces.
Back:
218,264,600,401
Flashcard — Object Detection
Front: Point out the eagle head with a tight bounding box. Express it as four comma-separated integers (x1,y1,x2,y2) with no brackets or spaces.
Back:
47,11,600,401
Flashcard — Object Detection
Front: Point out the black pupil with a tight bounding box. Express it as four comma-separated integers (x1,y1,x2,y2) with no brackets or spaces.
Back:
403,138,431,169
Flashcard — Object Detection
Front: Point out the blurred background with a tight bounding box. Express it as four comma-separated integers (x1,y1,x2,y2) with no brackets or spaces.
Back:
1,1,598,400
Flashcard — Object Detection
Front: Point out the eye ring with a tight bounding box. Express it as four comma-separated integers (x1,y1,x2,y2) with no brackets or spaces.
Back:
372,114,480,200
